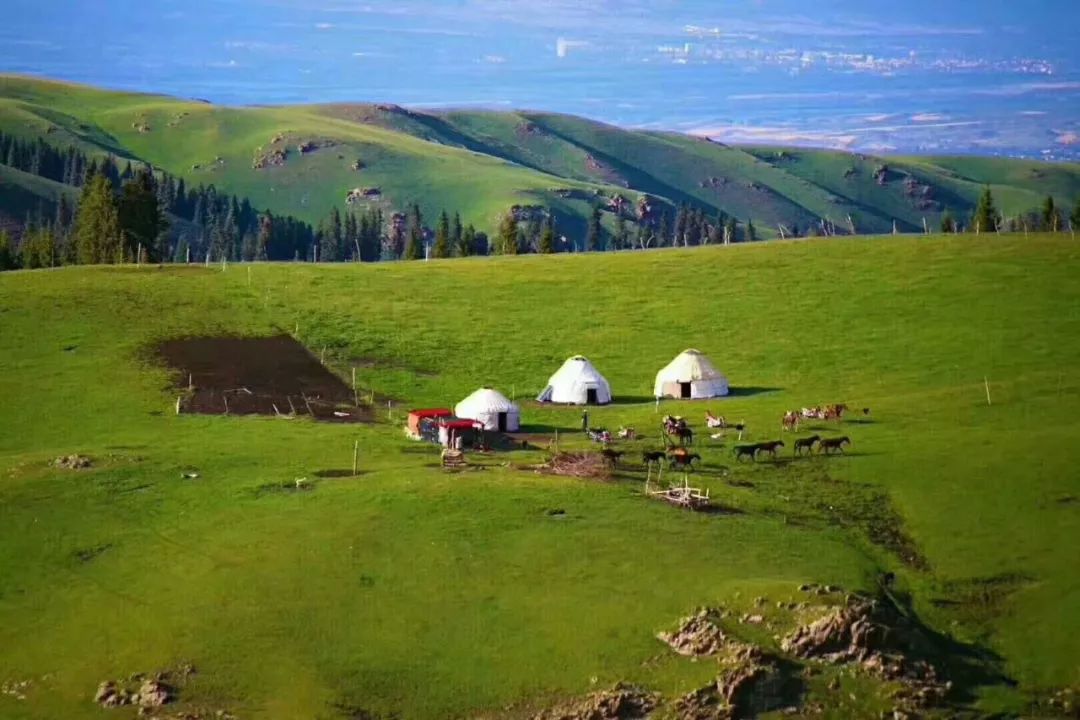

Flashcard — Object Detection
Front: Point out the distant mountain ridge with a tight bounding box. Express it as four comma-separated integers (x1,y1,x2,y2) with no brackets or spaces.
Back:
1,75,1078,242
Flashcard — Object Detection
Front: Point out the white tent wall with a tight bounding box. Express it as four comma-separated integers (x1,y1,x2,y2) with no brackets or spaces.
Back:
653,350,729,399
454,388,521,431
536,356,612,405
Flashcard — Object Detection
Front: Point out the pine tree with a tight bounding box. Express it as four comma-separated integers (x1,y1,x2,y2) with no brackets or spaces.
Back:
403,204,424,260
940,210,956,234
585,206,602,251
74,172,121,264
432,210,450,258
973,186,999,234
725,216,738,244
658,212,671,247
460,225,476,257
1041,195,1059,232
674,204,687,247
118,168,168,261
451,212,463,255
538,215,555,254
496,212,518,255
746,218,757,242
612,213,627,250
0,228,15,270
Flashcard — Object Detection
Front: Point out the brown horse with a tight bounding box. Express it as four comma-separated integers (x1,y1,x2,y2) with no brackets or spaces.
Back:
793,435,820,456
754,440,785,459
642,450,667,468
823,404,849,421
674,426,694,446
782,411,800,431
668,451,702,471
819,436,851,454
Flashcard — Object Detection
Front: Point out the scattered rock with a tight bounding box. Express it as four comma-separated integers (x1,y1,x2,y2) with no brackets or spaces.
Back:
533,683,659,720
742,614,765,625
52,454,92,470
253,147,288,169
658,609,730,656
350,159,365,171
136,679,171,708
346,187,382,203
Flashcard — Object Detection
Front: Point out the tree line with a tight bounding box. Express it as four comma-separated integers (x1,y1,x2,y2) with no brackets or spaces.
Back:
940,187,1080,235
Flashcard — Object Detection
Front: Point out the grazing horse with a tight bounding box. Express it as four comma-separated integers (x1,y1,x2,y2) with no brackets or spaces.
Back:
662,415,686,434
617,427,637,440
782,411,800,431
600,448,624,467
755,440,785,460
642,450,667,468
674,426,694,446
706,411,726,429
668,451,702,471
801,406,824,420
733,444,759,462
819,436,851,454
793,435,821,456
823,404,848,421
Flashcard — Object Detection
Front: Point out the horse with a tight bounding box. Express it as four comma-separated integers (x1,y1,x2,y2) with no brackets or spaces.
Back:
617,427,637,440
733,444,759,462
801,406,825,420
600,448,624,467
754,440,785,459
668,451,702,471
662,415,685,434
674,426,694,446
793,435,820,456
642,450,667,468
705,411,726,429
819,436,851,454
823,404,848,421
782,411,800,431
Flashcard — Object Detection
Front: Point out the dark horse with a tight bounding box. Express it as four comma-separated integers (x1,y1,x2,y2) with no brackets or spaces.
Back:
600,448,624,467
793,435,821,456
642,450,667,468
674,426,694,446
819,436,851,454
754,440,785,460
733,444,759,462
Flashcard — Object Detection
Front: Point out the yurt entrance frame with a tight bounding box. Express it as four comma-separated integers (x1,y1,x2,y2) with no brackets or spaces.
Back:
586,389,598,404
680,382,692,399
497,412,508,431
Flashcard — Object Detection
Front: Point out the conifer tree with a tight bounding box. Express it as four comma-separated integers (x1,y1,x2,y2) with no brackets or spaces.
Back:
973,186,999,234
496,212,519,255
585,206,602,251
613,213,627,250
1041,195,1059,232
403,204,424,260
747,218,757,242
451,212,463,255
74,172,120,264
433,210,451,258
0,228,14,270
941,210,956,234
118,168,168,261
538,215,555,254
460,224,476,257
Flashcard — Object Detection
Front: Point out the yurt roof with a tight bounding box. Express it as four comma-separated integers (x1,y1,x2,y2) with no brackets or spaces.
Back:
657,349,725,380
457,387,518,412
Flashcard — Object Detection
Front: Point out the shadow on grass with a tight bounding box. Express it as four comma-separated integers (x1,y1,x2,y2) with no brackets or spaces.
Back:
314,469,369,478
727,386,783,398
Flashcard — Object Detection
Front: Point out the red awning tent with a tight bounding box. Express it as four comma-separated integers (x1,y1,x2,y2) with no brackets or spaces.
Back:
407,408,453,434
437,417,485,448
438,418,484,431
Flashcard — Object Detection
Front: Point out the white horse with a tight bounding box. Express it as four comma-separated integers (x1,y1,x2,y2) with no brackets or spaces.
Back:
705,411,726,429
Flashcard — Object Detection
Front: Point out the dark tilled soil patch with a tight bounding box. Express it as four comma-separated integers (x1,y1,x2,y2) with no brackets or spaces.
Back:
156,335,371,422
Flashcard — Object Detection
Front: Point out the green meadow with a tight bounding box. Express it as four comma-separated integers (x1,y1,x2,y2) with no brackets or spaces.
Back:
1,234,1079,718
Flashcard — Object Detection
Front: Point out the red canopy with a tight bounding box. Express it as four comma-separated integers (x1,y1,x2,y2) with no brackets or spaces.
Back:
409,408,453,419
439,418,483,431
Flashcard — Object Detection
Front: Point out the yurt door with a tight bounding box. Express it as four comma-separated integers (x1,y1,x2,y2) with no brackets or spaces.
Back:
498,412,508,431
680,382,692,399
586,388,598,404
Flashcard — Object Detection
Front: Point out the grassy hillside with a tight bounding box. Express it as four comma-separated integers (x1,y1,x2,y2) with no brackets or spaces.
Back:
1,235,1078,718
2,75,1079,241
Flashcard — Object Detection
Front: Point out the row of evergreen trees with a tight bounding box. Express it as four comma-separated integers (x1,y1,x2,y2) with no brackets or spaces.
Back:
940,188,1080,234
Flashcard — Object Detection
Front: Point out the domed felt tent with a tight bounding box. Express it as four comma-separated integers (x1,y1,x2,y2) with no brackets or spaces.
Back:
454,387,521,432
653,349,729,399
536,355,612,405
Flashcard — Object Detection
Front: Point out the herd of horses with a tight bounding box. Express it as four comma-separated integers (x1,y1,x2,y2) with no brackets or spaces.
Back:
594,405,857,472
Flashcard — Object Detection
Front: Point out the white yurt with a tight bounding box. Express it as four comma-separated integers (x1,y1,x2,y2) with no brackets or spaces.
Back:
653,349,729,399
537,355,612,405
454,387,521,432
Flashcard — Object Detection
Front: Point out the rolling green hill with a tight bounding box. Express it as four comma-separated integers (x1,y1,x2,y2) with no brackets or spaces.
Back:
1,235,1079,719
2,75,1079,241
